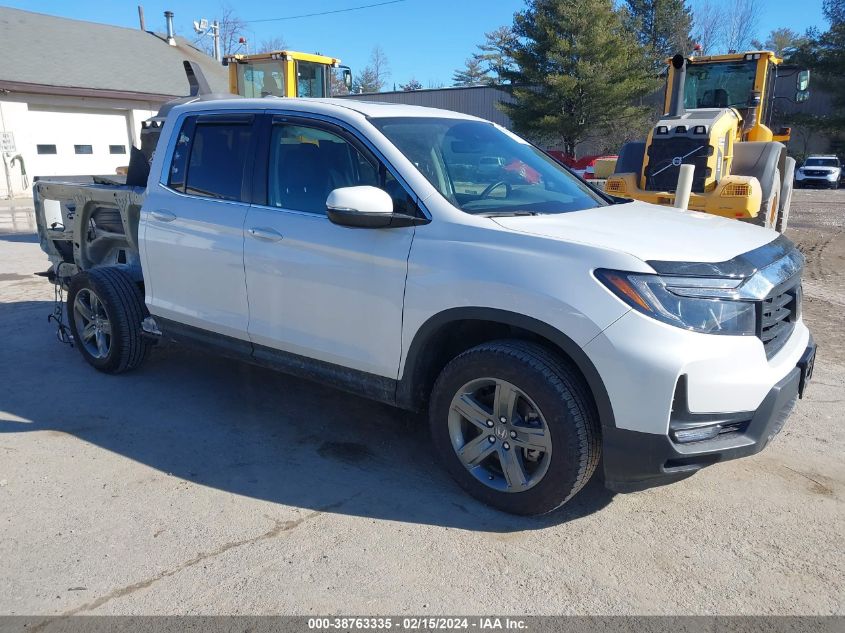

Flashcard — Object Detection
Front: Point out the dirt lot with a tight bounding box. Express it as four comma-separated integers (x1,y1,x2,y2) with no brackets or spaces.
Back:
0,191,843,615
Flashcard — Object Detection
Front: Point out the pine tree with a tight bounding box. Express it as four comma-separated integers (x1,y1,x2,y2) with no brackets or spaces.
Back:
751,28,808,57
624,0,694,70
352,67,381,94
351,46,390,93
478,26,518,82
498,0,659,156
452,55,490,86
788,0,845,149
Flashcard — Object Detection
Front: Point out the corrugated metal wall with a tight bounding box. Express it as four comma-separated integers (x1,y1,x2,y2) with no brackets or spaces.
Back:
340,86,515,128
342,81,836,156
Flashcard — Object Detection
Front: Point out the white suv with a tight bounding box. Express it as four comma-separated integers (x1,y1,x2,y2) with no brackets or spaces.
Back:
795,155,841,189
34,98,816,515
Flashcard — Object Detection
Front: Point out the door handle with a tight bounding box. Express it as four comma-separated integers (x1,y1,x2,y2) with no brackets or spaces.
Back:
249,227,284,242
150,210,176,222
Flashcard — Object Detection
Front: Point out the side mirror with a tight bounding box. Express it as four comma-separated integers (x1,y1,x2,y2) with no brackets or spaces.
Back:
797,69,810,91
795,90,810,103
326,186,426,228
343,68,353,90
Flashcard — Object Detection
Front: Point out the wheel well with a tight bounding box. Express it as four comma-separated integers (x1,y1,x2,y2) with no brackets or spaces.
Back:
400,316,607,428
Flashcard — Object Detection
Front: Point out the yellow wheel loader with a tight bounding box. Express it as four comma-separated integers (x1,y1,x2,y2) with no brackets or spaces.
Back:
606,52,811,233
224,50,352,98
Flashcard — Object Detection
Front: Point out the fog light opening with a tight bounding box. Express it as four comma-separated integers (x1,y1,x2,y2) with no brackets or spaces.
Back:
672,425,722,443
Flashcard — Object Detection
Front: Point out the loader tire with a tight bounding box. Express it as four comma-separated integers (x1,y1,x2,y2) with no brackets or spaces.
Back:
751,169,780,229
776,157,795,233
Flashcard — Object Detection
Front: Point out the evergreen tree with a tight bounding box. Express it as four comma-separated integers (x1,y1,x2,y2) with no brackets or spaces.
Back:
478,26,518,82
788,0,845,149
498,0,658,155
352,67,381,94
352,46,390,93
751,28,807,57
452,55,490,86
624,0,694,69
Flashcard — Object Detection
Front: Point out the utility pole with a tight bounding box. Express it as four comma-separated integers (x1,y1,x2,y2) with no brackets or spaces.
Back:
212,20,221,62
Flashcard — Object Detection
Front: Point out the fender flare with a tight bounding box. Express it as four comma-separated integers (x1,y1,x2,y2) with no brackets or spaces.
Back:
397,307,617,430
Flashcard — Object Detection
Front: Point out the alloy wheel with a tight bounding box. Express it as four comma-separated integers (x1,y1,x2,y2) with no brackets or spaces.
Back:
448,378,552,492
73,288,112,359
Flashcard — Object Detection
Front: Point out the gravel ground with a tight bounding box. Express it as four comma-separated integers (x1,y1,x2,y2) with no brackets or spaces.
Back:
0,191,842,616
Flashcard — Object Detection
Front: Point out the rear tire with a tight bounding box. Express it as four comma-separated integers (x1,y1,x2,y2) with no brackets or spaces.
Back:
428,340,600,515
67,268,150,374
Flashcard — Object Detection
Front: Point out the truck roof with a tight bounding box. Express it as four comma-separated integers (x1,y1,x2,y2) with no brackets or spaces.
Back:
171,96,484,123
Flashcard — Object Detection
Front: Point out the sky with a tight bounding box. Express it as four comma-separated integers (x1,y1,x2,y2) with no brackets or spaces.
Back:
1,0,831,89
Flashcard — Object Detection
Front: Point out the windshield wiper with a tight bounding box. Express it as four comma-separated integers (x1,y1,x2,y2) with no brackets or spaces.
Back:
478,210,539,217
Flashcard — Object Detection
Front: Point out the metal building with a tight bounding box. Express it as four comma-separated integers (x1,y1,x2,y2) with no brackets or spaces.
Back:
341,86,516,128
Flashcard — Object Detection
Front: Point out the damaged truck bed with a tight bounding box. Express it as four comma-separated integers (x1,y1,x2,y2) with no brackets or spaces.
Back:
34,180,145,286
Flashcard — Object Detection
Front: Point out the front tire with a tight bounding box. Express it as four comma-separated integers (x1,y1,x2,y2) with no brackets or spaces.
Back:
429,340,600,515
751,169,780,228
67,268,150,374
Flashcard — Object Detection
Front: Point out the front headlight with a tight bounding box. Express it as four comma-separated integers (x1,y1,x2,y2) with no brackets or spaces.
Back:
826,172,838,180
595,269,757,335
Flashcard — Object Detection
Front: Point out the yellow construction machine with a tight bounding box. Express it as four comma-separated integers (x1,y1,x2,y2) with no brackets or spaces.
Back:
224,50,352,98
606,51,810,232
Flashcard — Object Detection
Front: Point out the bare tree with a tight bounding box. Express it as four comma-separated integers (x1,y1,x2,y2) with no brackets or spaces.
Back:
692,1,726,54
722,0,759,52
369,46,391,88
257,36,287,53
193,5,248,57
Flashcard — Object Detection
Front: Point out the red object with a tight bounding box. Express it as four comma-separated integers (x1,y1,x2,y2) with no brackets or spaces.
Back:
544,151,617,178
694,43,702,52
504,159,541,184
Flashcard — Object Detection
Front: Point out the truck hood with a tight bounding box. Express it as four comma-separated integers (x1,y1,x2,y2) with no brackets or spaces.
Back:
492,200,777,265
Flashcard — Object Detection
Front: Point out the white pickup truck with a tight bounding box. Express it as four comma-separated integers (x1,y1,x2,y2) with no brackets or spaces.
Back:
34,97,816,515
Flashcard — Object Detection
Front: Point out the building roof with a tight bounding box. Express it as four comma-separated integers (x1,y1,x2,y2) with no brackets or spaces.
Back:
0,6,229,101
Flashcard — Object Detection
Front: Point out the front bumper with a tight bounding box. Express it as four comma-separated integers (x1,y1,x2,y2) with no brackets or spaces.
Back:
602,337,816,493
796,176,838,187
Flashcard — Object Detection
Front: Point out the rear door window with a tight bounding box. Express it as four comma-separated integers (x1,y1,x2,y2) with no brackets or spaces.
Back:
168,115,254,201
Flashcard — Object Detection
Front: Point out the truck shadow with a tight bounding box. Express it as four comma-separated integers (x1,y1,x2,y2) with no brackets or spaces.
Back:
0,300,615,532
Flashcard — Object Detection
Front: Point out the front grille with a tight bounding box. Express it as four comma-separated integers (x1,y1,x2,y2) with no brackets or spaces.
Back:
804,170,827,177
759,283,800,359
644,138,712,193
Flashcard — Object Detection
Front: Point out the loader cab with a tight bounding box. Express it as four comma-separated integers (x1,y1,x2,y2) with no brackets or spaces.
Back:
225,50,352,98
662,51,809,144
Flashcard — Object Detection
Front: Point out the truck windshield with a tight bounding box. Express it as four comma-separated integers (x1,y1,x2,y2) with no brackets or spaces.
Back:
805,158,839,167
371,117,606,215
683,60,757,109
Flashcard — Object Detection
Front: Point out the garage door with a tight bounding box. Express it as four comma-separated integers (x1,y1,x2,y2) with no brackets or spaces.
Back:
26,106,131,180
